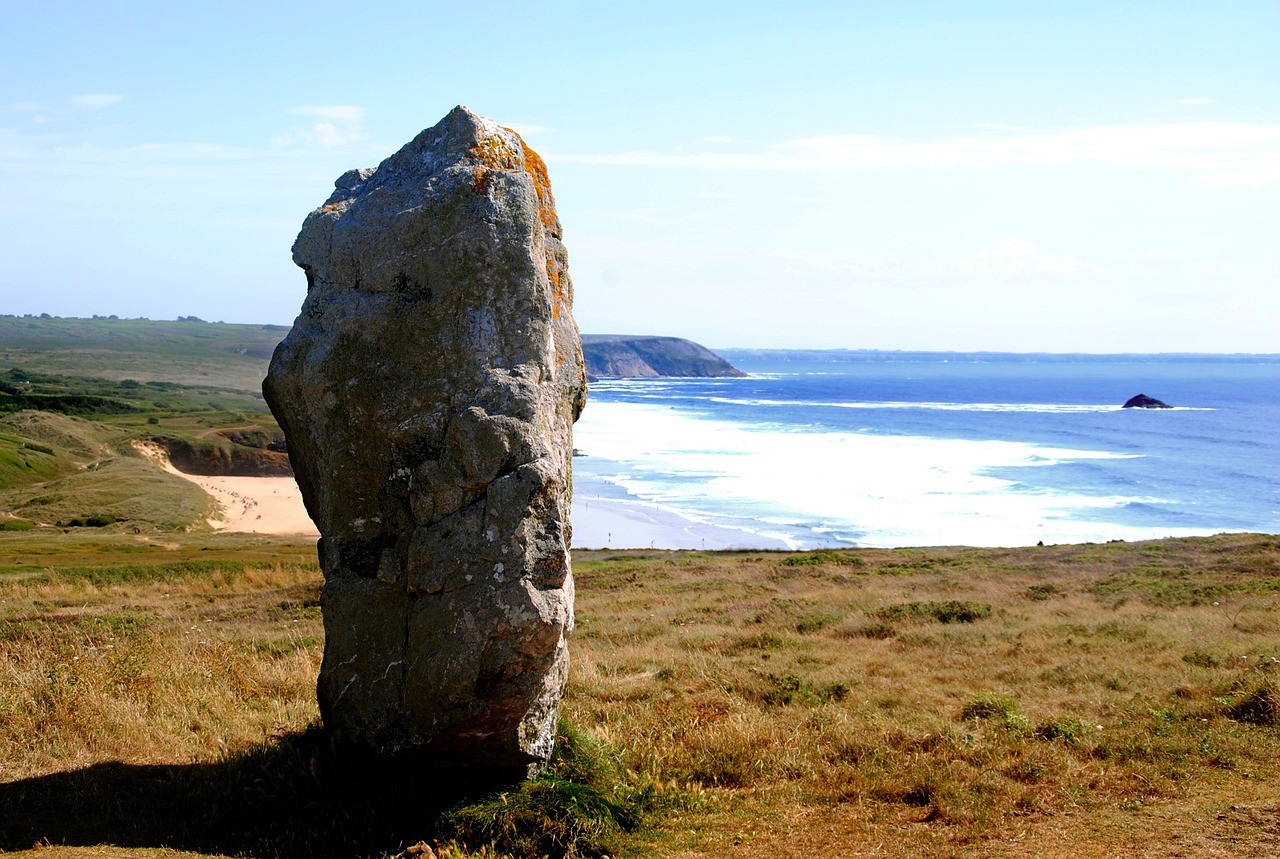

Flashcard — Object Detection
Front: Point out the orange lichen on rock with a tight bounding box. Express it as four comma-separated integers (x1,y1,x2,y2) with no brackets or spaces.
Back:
504,128,559,234
470,132,520,170
545,251,564,318
468,132,520,196
469,127,566,318
485,126,567,319
545,253,561,290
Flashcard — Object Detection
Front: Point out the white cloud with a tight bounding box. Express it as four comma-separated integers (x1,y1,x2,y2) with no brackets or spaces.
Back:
69,93,124,109
555,122,1280,188
308,122,354,148
9,101,44,113
0,125,282,182
279,105,367,149
971,123,1043,133
289,105,365,124
1192,164,1280,190
955,237,1095,278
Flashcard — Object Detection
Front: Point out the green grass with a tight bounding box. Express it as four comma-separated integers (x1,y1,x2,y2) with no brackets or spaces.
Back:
781,549,865,567
0,410,217,529
438,721,653,858
0,317,290,526
874,599,993,624
0,365,287,486
2,557,296,587
0,315,285,391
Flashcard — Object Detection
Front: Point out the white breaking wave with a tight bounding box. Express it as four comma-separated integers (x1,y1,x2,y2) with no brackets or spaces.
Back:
572,401,1208,549
706,397,1213,413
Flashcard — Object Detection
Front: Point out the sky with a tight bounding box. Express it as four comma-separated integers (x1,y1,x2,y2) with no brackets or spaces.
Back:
1,1,1277,352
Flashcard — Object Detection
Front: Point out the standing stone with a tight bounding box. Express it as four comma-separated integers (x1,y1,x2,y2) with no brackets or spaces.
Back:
263,106,586,778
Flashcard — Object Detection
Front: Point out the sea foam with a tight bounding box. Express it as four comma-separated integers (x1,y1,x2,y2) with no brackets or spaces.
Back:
707,397,1212,413
572,401,1209,549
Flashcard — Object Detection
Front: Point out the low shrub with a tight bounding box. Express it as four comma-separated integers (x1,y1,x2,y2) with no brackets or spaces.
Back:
782,550,864,568
1025,584,1060,601
1034,719,1092,744
1227,679,1278,727
795,611,840,634
876,600,992,624
1182,650,1220,669
441,779,631,859
758,672,851,707
60,514,118,528
848,620,896,639
722,631,786,654
961,693,1029,731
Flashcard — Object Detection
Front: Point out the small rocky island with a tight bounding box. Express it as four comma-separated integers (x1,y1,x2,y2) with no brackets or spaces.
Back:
1123,393,1173,409
582,334,745,379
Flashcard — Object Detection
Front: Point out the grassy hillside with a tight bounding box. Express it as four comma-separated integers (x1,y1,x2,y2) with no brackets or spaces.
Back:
0,533,1276,858
0,315,285,391
0,412,214,530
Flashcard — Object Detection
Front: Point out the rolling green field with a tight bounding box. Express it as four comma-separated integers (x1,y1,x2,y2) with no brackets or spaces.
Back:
0,315,283,391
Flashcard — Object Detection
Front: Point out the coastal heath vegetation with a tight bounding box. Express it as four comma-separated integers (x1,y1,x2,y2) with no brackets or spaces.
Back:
1,531,1277,857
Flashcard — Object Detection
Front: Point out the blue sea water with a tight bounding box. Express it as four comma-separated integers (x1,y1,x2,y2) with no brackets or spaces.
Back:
571,352,1280,549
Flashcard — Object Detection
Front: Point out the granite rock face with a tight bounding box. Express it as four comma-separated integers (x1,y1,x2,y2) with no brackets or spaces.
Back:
263,106,586,777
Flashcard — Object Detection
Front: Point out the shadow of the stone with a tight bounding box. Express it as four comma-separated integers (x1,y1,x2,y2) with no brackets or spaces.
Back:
0,727,487,858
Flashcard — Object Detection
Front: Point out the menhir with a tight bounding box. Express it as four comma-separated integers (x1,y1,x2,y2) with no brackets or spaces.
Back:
263,106,586,779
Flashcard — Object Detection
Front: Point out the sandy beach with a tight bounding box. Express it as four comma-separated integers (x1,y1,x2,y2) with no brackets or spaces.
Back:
186,474,319,535
136,441,771,548
569,494,786,550
135,442,319,536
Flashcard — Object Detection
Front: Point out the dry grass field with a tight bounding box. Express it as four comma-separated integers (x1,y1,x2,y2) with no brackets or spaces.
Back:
1,531,1277,858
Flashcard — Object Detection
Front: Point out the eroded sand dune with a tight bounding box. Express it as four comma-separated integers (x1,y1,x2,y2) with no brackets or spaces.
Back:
134,442,319,536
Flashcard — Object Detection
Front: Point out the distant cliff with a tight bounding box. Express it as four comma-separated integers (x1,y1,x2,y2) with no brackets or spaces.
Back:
582,335,745,379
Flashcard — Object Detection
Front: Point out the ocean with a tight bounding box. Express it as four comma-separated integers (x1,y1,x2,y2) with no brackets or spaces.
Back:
570,352,1280,550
